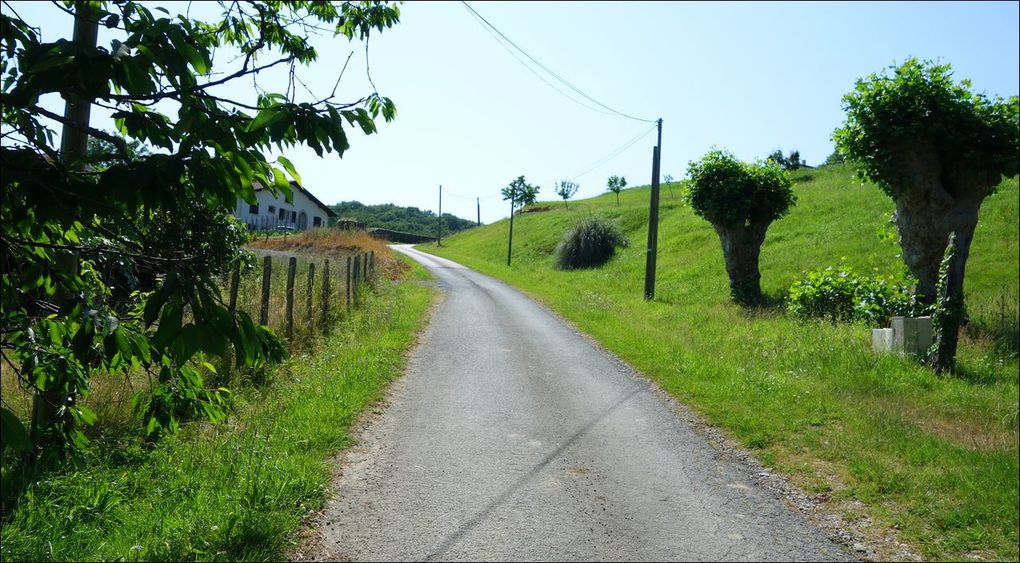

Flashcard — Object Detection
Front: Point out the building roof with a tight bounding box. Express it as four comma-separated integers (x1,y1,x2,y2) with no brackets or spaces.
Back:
255,180,337,218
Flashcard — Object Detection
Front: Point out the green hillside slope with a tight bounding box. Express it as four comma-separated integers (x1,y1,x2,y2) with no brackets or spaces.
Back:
424,164,1019,561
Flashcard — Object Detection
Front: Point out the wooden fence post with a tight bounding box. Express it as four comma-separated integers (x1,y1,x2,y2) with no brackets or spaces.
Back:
353,254,360,304
285,256,296,339
260,255,271,325
228,261,240,317
306,262,315,329
320,259,330,328
346,256,352,311
363,253,369,286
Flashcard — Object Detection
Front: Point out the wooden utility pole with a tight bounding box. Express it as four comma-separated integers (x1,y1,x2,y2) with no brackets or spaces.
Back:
437,185,442,246
507,190,515,266
477,197,481,226
644,118,663,301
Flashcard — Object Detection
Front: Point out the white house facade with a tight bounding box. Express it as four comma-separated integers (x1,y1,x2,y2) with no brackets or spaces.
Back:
233,181,337,231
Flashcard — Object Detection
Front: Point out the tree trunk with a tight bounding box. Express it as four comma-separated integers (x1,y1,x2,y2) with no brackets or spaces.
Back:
714,221,769,306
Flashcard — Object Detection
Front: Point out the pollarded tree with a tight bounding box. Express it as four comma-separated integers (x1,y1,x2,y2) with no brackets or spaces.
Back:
554,180,579,209
833,58,1019,372
0,1,400,457
606,175,626,206
687,150,796,305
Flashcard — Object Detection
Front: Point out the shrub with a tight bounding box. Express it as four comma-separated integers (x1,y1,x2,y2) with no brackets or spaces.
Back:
787,266,917,326
553,217,628,270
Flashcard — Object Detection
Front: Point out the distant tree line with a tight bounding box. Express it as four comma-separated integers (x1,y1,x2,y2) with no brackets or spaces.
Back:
330,201,477,237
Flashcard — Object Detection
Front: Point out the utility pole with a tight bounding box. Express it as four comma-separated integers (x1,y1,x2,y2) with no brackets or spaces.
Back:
32,3,99,447
507,190,515,266
437,184,442,246
477,197,481,226
644,118,663,301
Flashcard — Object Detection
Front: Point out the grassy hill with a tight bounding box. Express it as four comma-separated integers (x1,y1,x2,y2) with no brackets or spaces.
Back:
423,164,1019,561
330,200,476,239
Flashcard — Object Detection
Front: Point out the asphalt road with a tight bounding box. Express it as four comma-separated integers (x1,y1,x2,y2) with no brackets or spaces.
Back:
305,245,849,562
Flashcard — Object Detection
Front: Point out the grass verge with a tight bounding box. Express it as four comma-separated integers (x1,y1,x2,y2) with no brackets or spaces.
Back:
0,255,434,562
423,165,1018,561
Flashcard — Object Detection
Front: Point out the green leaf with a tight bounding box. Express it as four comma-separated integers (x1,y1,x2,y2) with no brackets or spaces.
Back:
0,408,31,452
277,155,302,187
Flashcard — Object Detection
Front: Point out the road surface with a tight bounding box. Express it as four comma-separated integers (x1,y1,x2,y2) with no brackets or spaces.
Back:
303,245,849,561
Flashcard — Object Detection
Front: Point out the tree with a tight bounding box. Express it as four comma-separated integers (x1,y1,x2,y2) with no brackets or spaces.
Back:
606,175,627,205
1,1,400,458
501,175,540,212
687,150,796,305
767,149,805,170
663,174,675,199
554,180,579,209
834,58,1018,372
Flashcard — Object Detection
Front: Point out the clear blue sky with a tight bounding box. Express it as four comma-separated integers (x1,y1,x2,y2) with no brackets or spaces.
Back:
11,1,1020,223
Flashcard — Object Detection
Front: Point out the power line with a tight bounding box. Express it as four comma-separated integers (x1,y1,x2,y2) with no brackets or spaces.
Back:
568,123,657,182
461,1,656,124
461,6,619,118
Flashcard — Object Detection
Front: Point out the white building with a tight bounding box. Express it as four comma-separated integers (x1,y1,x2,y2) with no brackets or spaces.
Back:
233,181,337,231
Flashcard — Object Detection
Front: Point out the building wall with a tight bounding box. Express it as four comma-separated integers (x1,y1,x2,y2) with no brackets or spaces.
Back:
234,187,329,231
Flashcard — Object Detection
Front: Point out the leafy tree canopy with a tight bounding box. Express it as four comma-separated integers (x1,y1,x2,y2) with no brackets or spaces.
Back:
834,57,1018,199
1,0,400,456
501,175,540,210
687,150,796,228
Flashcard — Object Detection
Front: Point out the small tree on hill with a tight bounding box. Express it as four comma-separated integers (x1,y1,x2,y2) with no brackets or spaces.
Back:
834,58,1019,373
606,175,627,206
687,150,796,305
663,174,676,199
554,180,580,209
501,175,540,213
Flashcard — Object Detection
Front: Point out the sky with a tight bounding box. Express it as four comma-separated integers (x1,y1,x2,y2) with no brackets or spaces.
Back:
8,1,1020,224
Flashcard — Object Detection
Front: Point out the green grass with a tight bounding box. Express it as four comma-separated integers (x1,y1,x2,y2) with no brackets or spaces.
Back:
424,164,1019,561
0,256,435,562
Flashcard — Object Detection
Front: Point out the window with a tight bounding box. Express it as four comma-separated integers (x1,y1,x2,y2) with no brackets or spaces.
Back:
313,217,322,227
291,211,297,222
278,208,286,220
268,205,276,213
249,204,259,214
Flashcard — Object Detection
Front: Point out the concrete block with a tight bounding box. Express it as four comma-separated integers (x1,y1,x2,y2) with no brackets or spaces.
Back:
889,315,934,356
872,328,894,353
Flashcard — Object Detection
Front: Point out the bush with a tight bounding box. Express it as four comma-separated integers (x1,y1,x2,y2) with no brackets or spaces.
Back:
553,217,628,270
787,266,917,326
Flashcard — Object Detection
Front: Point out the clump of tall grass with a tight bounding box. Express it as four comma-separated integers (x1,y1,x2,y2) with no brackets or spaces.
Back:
553,216,628,270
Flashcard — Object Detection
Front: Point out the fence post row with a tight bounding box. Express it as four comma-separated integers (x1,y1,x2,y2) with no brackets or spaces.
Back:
285,256,297,339
306,262,316,329
260,255,271,325
320,259,330,328
346,256,352,311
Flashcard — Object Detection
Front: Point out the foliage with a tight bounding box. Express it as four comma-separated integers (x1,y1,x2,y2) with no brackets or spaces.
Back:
0,1,400,458
823,149,846,166
552,216,628,270
787,266,918,326
767,149,805,171
686,150,796,228
606,174,627,205
330,201,475,237
930,233,966,373
501,175,540,211
553,180,579,208
833,58,1019,199
0,258,433,562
